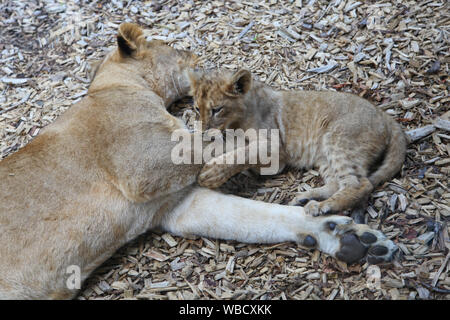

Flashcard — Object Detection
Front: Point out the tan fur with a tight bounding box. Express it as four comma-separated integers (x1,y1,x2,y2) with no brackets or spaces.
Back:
191,69,407,216
0,23,202,299
0,25,398,299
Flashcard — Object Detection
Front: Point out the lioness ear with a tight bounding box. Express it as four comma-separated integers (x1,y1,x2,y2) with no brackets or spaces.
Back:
88,59,102,80
117,23,144,57
225,69,252,96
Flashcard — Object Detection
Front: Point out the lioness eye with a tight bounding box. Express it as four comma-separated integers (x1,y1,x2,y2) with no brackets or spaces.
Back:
212,106,223,116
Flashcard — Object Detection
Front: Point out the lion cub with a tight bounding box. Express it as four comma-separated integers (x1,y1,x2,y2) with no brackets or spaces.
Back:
190,69,407,218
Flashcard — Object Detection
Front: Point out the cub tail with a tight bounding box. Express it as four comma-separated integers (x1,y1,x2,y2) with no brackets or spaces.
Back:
368,117,407,188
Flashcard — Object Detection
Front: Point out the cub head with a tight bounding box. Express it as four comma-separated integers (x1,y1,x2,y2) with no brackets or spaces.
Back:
91,23,198,90
189,69,252,131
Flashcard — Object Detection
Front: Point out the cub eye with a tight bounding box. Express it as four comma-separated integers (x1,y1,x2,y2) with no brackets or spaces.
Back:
212,105,224,116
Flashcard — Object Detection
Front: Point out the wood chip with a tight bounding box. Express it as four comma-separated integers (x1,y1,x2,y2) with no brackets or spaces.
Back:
1,77,29,85
143,250,169,262
162,233,178,247
406,125,436,142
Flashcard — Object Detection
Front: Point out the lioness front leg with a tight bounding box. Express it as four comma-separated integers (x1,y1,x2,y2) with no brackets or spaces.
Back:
161,187,398,264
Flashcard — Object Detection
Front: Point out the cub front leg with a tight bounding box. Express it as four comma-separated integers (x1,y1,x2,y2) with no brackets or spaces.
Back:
197,141,257,188
198,138,277,188
161,187,397,264
197,158,249,189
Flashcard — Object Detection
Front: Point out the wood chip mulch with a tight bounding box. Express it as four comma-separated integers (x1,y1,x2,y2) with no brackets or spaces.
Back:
0,0,448,300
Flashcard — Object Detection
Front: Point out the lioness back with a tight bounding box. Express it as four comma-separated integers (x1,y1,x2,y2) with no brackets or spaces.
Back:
0,23,199,299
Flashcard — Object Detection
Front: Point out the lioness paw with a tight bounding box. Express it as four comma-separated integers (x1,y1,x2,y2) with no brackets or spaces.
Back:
316,216,398,264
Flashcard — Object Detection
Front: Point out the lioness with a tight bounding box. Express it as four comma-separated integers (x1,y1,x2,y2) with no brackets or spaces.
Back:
191,69,406,221
0,24,396,299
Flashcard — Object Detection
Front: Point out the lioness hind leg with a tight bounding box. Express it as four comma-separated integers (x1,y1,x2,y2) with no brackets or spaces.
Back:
318,215,398,264
161,187,397,264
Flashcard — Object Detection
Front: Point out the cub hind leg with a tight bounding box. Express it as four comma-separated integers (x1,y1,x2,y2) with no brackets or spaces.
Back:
304,174,373,216
289,182,338,206
301,127,380,216
303,157,373,217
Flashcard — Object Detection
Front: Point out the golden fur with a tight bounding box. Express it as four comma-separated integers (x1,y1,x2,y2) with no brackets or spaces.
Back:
0,23,201,299
0,25,399,299
191,69,407,220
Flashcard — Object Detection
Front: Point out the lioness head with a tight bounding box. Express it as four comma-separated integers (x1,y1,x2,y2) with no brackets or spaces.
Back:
90,23,198,97
189,69,252,131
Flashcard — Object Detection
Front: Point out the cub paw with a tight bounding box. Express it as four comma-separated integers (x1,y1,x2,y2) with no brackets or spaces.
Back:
289,196,312,206
198,164,230,189
289,190,318,206
304,200,332,216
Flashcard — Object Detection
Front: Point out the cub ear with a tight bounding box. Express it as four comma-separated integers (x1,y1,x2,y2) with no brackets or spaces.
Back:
225,69,252,96
117,23,144,57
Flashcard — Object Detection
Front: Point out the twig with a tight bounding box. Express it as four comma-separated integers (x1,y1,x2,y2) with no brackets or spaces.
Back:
0,91,31,115
431,252,449,287
316,2,333,22
420,281,450,294
296,74,316,82
0,105,20,115
237,21,254,40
